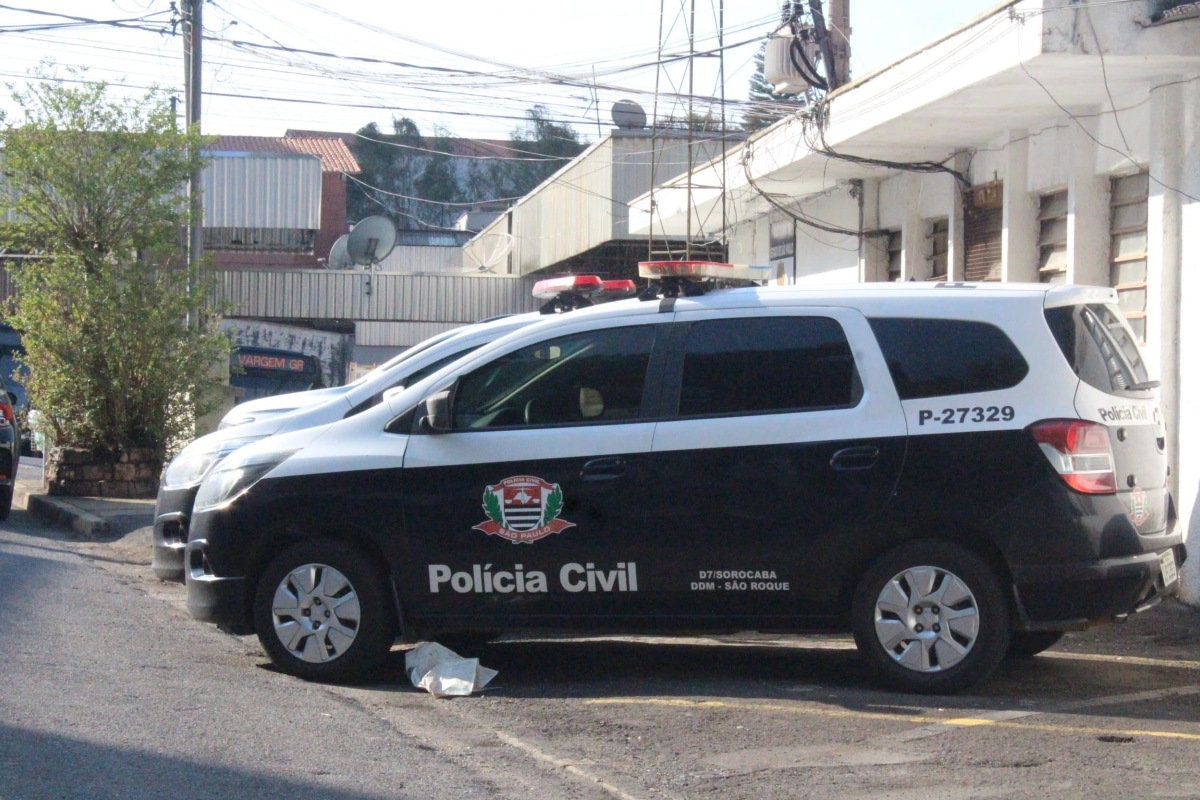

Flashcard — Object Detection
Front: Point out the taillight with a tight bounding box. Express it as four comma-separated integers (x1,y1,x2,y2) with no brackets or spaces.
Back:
0,403,12,428
1030,419,1116,494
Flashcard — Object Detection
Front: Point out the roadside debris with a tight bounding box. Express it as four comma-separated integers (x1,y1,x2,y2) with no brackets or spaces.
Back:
405,642,498,697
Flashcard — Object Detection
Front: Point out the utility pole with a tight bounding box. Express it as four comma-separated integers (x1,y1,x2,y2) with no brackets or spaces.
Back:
828,0,850,91
184,0,204,276
809,0,850,92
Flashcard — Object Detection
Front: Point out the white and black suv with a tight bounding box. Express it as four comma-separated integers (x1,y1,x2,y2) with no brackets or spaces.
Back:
184,268,1183,694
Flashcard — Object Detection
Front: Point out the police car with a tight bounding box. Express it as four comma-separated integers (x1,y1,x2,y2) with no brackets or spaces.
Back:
152,278,635,581
183,263,1183,694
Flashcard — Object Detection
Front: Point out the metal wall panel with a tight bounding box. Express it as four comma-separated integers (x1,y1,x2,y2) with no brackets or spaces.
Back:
203,153,322,229
354,320,465,347
463,132,738,276
375,245,464,273
214,270,539,323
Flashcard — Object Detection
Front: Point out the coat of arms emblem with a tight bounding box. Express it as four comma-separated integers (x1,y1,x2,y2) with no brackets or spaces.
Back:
473,475,576,543
1128,486,1150,527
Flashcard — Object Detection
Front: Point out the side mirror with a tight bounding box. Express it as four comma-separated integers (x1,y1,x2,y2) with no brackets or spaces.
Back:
416,389,453,434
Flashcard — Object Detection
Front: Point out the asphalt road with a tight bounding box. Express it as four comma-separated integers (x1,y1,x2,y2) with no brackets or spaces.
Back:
4,504,1200,800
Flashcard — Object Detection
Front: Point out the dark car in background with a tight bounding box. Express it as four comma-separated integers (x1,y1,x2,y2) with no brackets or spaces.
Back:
0,370,20,518
0,324,32,454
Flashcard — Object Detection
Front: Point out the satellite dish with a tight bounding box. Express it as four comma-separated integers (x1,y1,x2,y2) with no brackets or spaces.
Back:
328,234,353,269
611,100,647,130
346,215,398,267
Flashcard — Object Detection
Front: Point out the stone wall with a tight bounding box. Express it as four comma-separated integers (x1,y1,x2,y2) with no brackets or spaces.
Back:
45,446,161,498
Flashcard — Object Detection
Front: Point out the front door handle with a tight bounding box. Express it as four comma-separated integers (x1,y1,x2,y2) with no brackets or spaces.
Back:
581,456,626,481
830,446,879,471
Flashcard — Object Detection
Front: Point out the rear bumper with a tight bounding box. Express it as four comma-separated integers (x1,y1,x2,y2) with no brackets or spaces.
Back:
1011,543,1186,630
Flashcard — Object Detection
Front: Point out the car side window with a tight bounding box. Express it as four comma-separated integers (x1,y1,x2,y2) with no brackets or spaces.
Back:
677,316,861,417
452,326,656,430
345,345,486,420
867,317,1028,399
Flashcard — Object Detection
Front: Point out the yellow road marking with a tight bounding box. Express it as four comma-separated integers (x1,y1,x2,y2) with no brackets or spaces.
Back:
1043,651,1200,670
585,696,1200,741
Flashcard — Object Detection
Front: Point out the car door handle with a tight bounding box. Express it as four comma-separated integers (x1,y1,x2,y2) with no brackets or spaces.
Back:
581,456,626,481
830,446,879,471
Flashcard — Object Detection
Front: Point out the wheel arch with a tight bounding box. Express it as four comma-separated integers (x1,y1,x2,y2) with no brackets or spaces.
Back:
241,510,400,635
837,521,1017,624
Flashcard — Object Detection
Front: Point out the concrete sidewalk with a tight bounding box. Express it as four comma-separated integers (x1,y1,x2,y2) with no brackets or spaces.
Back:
15,475,155,540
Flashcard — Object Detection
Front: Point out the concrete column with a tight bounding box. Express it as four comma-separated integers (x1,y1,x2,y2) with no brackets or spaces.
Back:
901,173,925,281
858,179,887,282
1146,81,1183,504
1175,78,1200,604
1067,114,1110,287
947,153,969,281
1002,130,1039,283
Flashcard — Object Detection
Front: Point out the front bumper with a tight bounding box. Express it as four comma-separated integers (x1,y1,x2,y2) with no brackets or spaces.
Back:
1012,543,1187,630
184,538,251,634
151,484,201,581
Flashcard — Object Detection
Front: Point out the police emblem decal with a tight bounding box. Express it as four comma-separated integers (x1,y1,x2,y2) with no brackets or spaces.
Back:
1128,486,1150,527
473,475,576,543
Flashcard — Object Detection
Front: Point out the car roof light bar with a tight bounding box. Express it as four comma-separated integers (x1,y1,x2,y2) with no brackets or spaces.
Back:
636,261,772,300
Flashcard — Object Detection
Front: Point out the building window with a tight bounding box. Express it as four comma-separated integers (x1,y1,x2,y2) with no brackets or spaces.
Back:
886,230,903,281
1109,171,1149,341
926,218,948,281
964,181,1003,282
1037,191,1068,284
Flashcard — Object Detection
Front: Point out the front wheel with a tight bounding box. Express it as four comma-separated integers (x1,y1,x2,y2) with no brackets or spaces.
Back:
253,539,396,682
852,540,1010,694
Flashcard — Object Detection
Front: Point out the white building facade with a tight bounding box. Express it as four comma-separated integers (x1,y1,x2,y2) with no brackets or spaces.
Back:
632,0,1200,598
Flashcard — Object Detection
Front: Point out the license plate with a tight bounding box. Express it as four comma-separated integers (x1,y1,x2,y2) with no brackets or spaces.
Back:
1159,549,1178,588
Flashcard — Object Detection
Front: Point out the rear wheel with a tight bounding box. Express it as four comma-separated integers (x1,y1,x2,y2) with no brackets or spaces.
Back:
852,540,1010,694
1007,630,1064,659
253,539,395,682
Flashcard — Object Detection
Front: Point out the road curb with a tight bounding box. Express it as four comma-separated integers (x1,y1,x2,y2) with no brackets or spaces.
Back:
26,493,110,540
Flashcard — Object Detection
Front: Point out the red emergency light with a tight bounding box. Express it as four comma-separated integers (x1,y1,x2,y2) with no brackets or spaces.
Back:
638,260,771,283
599,279,637,297
532,275,604,299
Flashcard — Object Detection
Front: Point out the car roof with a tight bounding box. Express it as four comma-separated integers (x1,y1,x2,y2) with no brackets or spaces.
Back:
496,281,1106,327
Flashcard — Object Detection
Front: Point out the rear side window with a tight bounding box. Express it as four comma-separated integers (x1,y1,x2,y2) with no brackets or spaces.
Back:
868,318,1029,399
1044,303,1151,394
678,316,860,416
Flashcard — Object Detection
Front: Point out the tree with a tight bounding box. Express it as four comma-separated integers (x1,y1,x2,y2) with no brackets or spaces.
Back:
0,70,229,460
743,42,805,132
349,118,467,230
474,105,585,200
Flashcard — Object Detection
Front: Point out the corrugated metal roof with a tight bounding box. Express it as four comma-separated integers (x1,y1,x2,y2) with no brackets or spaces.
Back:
208,135,360,174
203,153,322,229
213,270,540,322
355,320,466,347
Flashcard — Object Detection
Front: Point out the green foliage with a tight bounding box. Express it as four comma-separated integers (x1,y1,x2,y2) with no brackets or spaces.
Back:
482,488,503,526
347,118,465,229
350,107,585,229
0,68,229,454
542,484,564,526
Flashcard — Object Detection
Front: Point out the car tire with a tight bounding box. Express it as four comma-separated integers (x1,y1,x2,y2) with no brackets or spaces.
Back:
0,485,13,521
1006,630,1064,659
852,540,1010,694
253,539,396,682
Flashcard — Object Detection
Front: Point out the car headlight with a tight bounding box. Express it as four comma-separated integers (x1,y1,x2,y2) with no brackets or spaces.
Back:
161,436,269,490
193,450,296,512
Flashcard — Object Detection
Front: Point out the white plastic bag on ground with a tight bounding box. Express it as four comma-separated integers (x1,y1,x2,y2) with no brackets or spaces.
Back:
404,642,498,698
